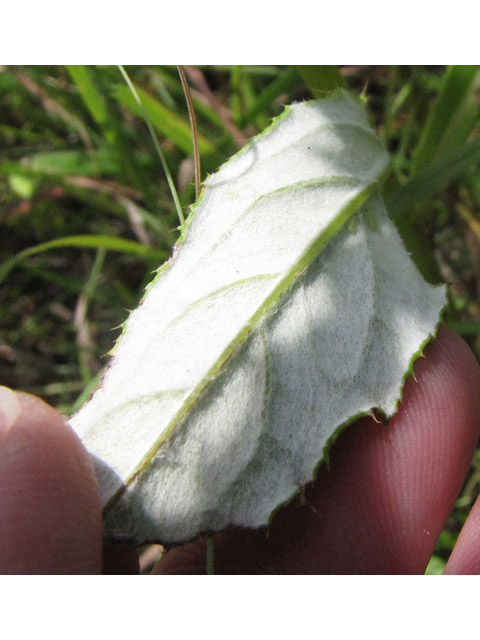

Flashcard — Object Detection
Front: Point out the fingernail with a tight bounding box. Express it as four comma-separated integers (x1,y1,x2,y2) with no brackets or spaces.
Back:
0,386,22,435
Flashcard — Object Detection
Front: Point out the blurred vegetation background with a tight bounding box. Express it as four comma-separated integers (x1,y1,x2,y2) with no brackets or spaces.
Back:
0,65,479,573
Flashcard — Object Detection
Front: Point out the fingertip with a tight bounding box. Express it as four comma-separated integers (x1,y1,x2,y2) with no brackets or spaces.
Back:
0,391,103,574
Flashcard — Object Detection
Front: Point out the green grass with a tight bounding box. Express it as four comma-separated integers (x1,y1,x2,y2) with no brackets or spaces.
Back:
1,65,479,572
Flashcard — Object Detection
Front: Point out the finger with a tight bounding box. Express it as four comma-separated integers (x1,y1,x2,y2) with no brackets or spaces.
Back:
155,327,480,574
444,492,480,574
0,388,103,574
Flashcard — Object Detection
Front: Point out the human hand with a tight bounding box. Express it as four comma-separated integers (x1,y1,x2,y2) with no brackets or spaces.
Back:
1,326,479,574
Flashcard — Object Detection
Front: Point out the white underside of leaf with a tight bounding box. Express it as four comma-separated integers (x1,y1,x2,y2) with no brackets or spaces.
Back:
70,90,446,545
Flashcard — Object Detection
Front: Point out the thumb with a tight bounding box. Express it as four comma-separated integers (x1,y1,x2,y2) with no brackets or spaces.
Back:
0,387,102,574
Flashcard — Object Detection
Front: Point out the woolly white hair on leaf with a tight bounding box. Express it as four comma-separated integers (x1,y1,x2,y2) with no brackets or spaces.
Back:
70,89,447,545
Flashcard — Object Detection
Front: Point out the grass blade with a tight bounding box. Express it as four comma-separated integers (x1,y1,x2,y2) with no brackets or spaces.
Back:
386,138,480,219
239,66,299,129
0,235,166,285
74,247,107,383
148,67,224,130
67,65,161,217
0,149,121,177
118,65,185,226
66,65,112,137
114,81,217,160
411,65,479,176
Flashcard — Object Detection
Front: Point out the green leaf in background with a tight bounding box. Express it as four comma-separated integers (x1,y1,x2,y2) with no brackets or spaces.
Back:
10,148,121,176
387,138,480,220
67,65,161,217
411,65,479,176
384,67,480,284
66,65,113,140
114,82,218,161
298,65,347,96
239,66,300,129
8,173,38,199
70,90,446,545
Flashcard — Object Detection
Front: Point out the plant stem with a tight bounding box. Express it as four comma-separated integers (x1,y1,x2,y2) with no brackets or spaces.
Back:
178,65,201,201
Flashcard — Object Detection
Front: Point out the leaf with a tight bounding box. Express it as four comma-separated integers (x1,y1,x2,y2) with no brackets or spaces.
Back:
70,89,446,546
298,65,347,95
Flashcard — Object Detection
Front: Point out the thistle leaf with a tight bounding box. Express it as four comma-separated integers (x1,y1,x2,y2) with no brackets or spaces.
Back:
70,90,446,545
